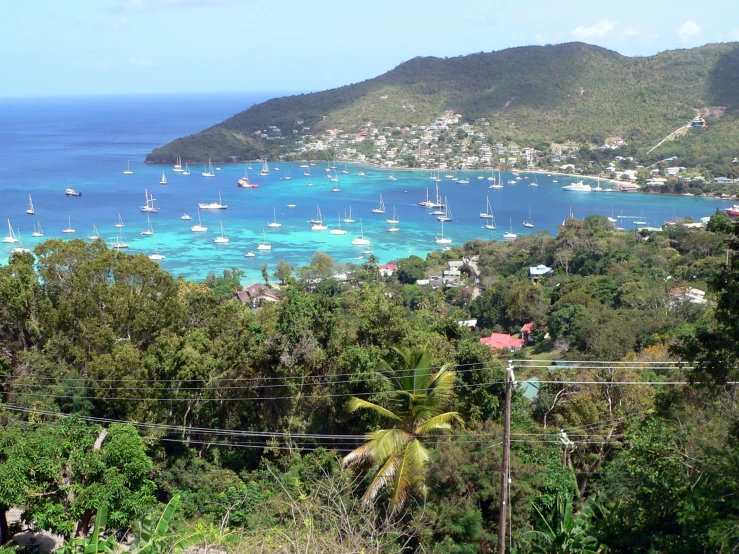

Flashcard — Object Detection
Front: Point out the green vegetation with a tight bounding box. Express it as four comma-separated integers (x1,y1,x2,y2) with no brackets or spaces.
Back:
2,215,739,552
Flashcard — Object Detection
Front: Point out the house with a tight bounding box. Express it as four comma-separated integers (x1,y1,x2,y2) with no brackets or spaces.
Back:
236,284,281,307
480,333,525,351
521,322,534,344
529,264,553,280
714,177,733,184
669,287,707,305
457,319,478,330
379,263,398,277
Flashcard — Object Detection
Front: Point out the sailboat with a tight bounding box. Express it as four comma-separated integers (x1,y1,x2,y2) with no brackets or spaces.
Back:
330,212,347,235
3,219,18,243
160,172,167,185
88,223,101,240
431,183,444,208
173,156,183,173
419,188,434,208
198,192,227,210
12,231,30,254
386,206,399,224
122,160,133,175
112,228,129,249
357,170,365,177
489,170,504,189
267,207,282,228
26,194,34,215
529,174,539,187
141,215,154,236
182,163,190,176
311,206,327,231
458,174,470,184
141,190,160,212
388,171,397,181
202,158,215,177
633,210,647,226
484,215,497,230
284,171,292,181
523,207,534,228
480,197,494,219
331,171,341,191
435,220,452,245
257,229,272,250
190,209,208,232
238,169,257,188
343,206,355,223
148,236,165,260
32,222,44,237
260,159,270,176
503,219,517,239
342,164,349,175
214,221,229,243
351,220,370,246
304,167,311,177
487,169,496,181
437,198,452,222
607,206,617,224
61,216,75,234
180,213,192,221
371,194,386,214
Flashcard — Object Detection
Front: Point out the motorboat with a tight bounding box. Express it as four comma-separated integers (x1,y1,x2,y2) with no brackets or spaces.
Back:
562,181,592,192
65,187,82,197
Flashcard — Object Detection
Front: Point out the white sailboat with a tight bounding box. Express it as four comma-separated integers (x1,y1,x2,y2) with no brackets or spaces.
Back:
330,212,347,235
32,222,44,237
351,220,370,246
371,194,386,214
311,206,327,230
342,164,349,175
88,223,101,241
160,172,167,185
435,220,452,245
141,190,160,212
607,206,618,224
260,159,270,176
122,160,133,175
387,207,400,232
3,219,18,243
112,228,129,249
257,229,272,250
487,169,496,181
182,163,190,176
437,198,452,222
419,188,434,208
343,206,355,223
141,215,154,236
180,213,192,220
114,212,124,228
284,171,292,181
202,159,215,177
173,156,183,173
480,197,494,219
503,219,517,239
489,170,504,189
26,194,34,215
12,231,30,254
523,207,534,228
190,209,208,232
61,216,75,234
386,206,399,224
484,215,497,230
267,207,282,228
389,171,397,181
148,236,165,260
214,221,229,243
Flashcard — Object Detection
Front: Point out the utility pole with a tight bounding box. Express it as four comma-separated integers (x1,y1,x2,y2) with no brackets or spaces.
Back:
497,361,515,554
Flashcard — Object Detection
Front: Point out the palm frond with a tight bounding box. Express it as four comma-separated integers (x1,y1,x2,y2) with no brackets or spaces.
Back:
415,411,464,434
367,428,413,464
342,442,376,469
346,397,401,421
362,453,400,507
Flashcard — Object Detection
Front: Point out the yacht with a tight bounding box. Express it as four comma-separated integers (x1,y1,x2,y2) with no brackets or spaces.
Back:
182,163,190,176
31,222,44,237
173,156,184,173
371,194,386,214
198,192,227,210
148,237,165,261
26,194,35,215
351,220,370,246
503,219,517,240
259,160,270,176
65,187,82,196
266,207,282,228
435,220,452,245
159,172,167,185
190,210,208,232
237,170,258,188
726,205,739,217
202,159,216,177
112,229,129,249
61,216,75,234
480,197,494,219
591,178,603,192
483,216,497,230
343,207,355,223
141,215,154,236
3,220,18,243
141,189,160,212
122,160,133,175
419,188,434,208
88,223,100,241
357,171,365,177
12,232,30,254
257,229,271,250
388,171,398,181
244,251,256,257
562,181,592,192
214,221,229,243
489,170,504,189
437,198,452,222
386,206,399,225
330,212,347,235
523,207,534,228
114,212,124,228
284,171,292,181
180,213,192,221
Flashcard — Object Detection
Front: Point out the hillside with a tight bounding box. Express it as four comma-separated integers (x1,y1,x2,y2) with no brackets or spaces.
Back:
147,42,739,166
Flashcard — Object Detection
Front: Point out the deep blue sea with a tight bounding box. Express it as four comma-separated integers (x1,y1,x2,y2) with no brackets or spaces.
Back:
0,94,732,281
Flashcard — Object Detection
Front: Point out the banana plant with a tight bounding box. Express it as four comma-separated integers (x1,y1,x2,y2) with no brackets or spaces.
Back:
56,507,119,554
131,494,201,554
523,495,606,554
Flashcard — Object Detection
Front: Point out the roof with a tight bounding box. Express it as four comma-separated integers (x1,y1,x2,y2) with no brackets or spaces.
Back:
378,263,398,270
480,333,525,350
521,322,534,333
529,264,553,276
458,319,478,328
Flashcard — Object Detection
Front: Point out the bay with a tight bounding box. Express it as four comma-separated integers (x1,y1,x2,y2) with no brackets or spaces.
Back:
0,94,731,281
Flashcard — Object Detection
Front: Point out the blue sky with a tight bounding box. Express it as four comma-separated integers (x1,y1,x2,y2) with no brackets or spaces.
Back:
1,0,737,97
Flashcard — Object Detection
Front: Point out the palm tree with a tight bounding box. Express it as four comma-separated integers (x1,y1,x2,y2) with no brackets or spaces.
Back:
523,495,606,554
342,346,463,515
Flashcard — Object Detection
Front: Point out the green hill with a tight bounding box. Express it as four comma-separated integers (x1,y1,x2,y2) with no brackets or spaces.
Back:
147,41,739,170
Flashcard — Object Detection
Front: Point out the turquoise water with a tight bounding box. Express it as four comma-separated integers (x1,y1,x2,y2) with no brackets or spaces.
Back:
0,95,732,281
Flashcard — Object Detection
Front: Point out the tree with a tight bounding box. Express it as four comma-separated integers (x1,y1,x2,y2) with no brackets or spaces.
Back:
260,263,269,285
523,495,606,554
342,346,463,515
274,260,293,284
396,256,427,284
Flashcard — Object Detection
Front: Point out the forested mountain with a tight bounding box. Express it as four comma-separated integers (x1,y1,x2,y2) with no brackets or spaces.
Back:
148,42,739,165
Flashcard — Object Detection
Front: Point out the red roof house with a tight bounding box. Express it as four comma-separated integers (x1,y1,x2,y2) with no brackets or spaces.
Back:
480,333,525,351
379,263,398,277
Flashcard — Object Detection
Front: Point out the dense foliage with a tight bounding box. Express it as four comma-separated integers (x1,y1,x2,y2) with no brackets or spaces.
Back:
2,214,739,552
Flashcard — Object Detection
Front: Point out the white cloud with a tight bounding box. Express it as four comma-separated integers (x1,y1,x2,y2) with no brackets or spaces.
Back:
130,57,156,66
571,19,619,40
534,34,547,44
621,26,642,38
676,20,701,41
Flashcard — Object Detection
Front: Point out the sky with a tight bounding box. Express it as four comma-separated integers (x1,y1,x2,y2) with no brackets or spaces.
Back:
1,0,738,97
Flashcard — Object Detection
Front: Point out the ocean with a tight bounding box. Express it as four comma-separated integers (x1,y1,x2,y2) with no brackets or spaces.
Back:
0,94,731,281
